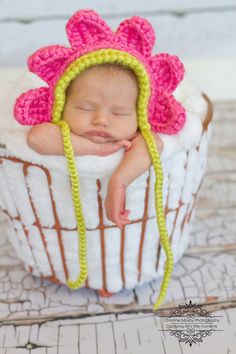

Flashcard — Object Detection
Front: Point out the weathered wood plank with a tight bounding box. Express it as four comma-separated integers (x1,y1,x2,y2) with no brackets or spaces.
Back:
58,325,79,354
79,324,97,354
189,208,236,248
96,322,116,354
196,173,236,209
5,349,30,354
0,0,235,20
0,308,235,352
0,11,236,66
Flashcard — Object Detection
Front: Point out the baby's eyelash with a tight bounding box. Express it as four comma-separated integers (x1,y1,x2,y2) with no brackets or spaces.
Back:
74,107,93,111
113,112,130,116
74,107,130,116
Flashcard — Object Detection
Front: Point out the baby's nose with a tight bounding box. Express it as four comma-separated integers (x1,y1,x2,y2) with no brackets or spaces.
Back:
93,110,109,125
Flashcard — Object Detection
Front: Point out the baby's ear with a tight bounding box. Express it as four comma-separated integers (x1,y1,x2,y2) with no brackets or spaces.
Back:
149,53,185,93
115,16,155,57
66,9,113,50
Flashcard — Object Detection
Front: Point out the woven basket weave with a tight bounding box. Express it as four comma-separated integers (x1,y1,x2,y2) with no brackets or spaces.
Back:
0,94,213,293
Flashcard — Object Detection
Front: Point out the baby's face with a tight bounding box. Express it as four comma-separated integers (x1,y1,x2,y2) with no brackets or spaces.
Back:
62,67,138,143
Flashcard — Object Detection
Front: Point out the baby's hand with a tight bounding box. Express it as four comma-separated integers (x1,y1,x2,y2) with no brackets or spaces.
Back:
104,174,131,229
92,139,132,156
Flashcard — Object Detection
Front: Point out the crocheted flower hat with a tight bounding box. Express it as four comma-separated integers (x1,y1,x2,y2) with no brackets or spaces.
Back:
14,9,186,311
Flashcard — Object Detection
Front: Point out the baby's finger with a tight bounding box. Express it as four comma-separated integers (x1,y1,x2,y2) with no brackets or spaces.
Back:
120,210,130,220
117,218,131,229
124,142,132,151
119,211,131,223
118,140,132,151
120,210,130,216
111,211,129,228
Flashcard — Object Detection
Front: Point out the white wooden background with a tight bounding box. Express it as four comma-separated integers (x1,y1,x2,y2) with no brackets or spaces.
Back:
1,0,236,100
0,0,236,66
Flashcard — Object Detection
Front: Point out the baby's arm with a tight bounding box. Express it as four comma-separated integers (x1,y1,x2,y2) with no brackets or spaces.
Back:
114,131,164,185
27,122,131,156
105,131,164,228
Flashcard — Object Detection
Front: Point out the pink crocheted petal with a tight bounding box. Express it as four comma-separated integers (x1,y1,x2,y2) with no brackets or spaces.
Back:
149,92,186,135
115,16,155,57
149,53,185,93
66,9,113,50
14,87,51,126
27,45,74,84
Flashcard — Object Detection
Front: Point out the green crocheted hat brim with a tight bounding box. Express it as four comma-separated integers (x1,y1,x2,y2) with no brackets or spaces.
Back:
52,48,174,312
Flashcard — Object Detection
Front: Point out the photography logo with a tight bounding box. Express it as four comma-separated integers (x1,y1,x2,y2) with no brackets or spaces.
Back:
157,300,223,347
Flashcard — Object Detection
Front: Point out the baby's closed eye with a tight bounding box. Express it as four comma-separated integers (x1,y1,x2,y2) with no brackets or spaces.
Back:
112,112,131,116
73,106,131,116
73,106,94,111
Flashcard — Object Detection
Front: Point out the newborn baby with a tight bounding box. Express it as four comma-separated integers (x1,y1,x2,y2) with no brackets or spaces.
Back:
27,64,163,229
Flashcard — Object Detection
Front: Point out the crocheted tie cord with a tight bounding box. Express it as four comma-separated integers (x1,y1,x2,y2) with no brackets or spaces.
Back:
14,9,186,312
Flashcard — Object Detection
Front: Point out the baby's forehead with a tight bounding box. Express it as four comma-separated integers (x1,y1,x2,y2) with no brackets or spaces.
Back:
67,64,138,94
82,64,137,78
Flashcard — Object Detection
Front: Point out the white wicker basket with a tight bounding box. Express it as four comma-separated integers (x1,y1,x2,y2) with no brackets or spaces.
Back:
0,83,213,293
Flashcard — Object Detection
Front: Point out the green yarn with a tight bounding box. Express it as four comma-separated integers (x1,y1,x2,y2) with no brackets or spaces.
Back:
52,49,174,311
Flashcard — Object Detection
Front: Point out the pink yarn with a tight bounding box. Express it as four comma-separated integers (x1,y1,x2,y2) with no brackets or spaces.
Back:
14,9,186,134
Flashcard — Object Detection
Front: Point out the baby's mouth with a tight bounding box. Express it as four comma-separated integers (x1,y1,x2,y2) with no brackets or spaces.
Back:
84,134,116,143
85,130,113,138
84,131,116,142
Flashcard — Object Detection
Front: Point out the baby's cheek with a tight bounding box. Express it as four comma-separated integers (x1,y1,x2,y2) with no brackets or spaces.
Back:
65,116,84,135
